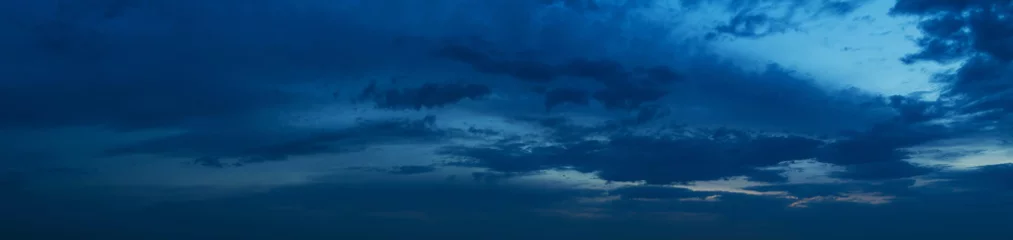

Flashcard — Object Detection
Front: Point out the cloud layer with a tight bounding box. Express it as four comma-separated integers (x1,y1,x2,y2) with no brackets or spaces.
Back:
1,0,1011,239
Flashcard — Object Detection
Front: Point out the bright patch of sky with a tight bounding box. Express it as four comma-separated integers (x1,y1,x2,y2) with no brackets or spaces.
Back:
688,0,955,97
909,138,1013,170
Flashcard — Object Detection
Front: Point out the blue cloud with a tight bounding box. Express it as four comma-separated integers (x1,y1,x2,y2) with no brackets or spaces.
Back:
104,116,452,166
1,0,1012,239
892,0,1013,124
356,81,493,110
439,124,825,184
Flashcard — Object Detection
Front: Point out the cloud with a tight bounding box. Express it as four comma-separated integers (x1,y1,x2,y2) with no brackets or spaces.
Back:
105,116,451,167
2,0,907,182
609,185,716,200
434,44,559,83
891,0,1013,62
356,80,493,110
385,165,439,175
0,0,892,134
436,43,683,111
788,192,894,208
440,123,825,184
891,0,1013,125
753,177,914,193
441,91,958,183
440,39,896,133
831,161,937,180
0,0,414,131
470,171,531,184
543,88,591,111
3,1,1012,239
913,148,987,161
660,63,892,133
707,0,872,39
814,95,956,180
715,12,799,38
937,163,1013,191
347,165,439,175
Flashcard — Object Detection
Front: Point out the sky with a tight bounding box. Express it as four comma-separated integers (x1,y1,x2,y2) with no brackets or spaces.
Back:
1,0,1012,239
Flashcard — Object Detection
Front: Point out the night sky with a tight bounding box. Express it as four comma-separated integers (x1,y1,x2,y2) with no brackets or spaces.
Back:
1,0,1012,239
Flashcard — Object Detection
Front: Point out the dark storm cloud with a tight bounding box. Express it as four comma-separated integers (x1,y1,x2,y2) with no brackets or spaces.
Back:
0,0,961,188
814,94,955,180
816,121,942,165
4,0,1013,239
0,64,294,131
627,105,672,125
5,0,900,180
191,157,229,169
859,0,1013,184
0,0,430,131
356,80,493,110
665,63,892,133
1,0,889,135
442,38,892,132
891,0,1013,61
106,116,449,166
592,85,670,110
437,44,683,111
435,44,559,83
437,44,683,85
543,88,591,111
0,0,885,132
891,0,1013,125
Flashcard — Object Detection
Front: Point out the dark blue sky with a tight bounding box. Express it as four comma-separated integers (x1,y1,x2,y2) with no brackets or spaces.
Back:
2,0,1012,239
